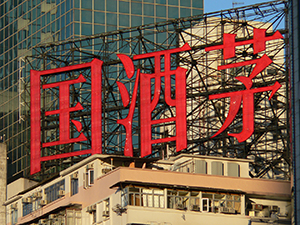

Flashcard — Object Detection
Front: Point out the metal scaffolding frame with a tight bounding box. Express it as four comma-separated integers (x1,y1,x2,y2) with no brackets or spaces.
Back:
23,0,290,180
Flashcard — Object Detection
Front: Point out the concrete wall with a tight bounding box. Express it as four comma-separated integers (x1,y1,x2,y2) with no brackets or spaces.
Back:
7,178,38,200
126,206,249,225
0,144,7,225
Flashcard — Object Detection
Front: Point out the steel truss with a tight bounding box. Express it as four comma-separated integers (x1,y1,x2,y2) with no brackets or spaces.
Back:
24,0,290,180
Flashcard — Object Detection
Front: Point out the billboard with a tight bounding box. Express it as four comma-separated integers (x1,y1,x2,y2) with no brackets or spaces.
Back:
25,1,289,179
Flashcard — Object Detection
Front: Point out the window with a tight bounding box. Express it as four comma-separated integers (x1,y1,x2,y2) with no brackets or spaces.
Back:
22,201,32,216
84,165,94,188
144,4,154,16
202,192,241,214
103,198,110,218
71,173,79,195
125,187,164,208
66,209,81,225
87,204,97,223
88,169,94,186
228,163,240,177
11,208,18,225
201,198,210,212
194,160,207,174
121,188,128,207
121,186,242,214
92,210,96,223
44,180,65,203
167,190,189,210
211,161,224,176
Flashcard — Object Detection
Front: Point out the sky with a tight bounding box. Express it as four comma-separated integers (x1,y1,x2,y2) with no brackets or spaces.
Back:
204,0,273,13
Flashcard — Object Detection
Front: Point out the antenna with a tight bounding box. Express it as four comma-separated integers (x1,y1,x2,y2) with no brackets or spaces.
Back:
232,1,244,8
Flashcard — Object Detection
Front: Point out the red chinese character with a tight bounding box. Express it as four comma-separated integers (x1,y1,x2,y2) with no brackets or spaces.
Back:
42,74,88,147
205,28,283,142
30,59,103,174
117,43,191,157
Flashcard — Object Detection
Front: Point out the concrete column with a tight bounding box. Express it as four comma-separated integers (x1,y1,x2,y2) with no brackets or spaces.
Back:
0,144,7,225
241,194,245,216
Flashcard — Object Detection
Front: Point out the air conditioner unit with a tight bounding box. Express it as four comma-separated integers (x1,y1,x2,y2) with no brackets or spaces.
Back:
33,192,42,198
220,207,235,214
48,214,55,219
191,204,199,211
39,200,48,206
71,173,79,179
87,164,94,169
39,219,48,224
58,190,65,196
22,197,32,203
11,203,18,209
102,210,109,217
102,168,111,174
249,211,256,217
270,205,279,212
175,203,184,210
87,204,96,212
254,204,263,210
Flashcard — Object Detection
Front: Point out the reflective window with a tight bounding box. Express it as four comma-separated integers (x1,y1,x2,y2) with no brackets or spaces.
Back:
193,9,203,16
131,16,142,27
82,23,92,35
74,9,80,21
119,1,129,14
94,25,105,34
81,10,92,23
94,1,105,11
81,1,92,9
180,7,191,17
107,0,117,12
107,13,117,26
181,0,191,7
168,6,178,18
132,2,142,15
156,5,166,18
144,17,154,25
119,15,129,27
192,0,203,8
168,0,178,5
144,4,154,16
95,11,105,24
107,25,117,32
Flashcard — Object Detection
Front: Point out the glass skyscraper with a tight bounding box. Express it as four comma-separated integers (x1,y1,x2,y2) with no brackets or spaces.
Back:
0,0,203,182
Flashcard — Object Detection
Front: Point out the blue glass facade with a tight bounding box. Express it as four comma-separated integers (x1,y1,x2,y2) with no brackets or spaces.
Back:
0,0,203,182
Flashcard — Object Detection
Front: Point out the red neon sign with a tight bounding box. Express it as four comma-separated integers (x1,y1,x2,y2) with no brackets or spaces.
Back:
205,28,283,142
117,43,191,157
30,59,103,174
30,28,283,174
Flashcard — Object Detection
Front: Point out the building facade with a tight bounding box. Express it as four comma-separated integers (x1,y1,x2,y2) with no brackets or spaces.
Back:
4,154,292,225
0,0,203,182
